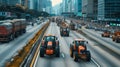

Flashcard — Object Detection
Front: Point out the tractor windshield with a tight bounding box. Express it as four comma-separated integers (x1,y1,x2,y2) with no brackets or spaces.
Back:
45,36,55,41
75,41,85,46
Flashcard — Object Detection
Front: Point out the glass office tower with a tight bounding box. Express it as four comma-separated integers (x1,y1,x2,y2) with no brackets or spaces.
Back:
98,0,120,20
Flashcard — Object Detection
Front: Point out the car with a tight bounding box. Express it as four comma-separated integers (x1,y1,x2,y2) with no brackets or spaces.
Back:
70,39,91,62
40,35,60,57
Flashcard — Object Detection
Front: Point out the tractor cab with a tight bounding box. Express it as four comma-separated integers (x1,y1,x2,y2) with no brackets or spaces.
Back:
40,35,60,57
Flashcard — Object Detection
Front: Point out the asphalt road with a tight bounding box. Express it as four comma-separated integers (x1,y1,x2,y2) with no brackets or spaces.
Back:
0,22,46,67
36,22,120,67
36,23,97,67
1,20,119,67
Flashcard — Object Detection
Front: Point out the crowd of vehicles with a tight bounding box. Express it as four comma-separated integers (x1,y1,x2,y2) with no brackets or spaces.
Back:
39,35,91,62
39,18,91,62
40,35,60,57
0,19,27,42
56,18,63,26
85,24,120,43
49,17,56,22
101,30,120,43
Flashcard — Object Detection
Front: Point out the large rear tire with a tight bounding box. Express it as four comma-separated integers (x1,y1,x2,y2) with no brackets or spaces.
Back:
86,51,91,61
73,52,78,62
23,29,26,33
55,47,60,57
67,33,69,37
70,45,73,57
40,47,44,57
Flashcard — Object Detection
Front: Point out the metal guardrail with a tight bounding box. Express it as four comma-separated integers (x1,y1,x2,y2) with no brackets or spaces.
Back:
6,22,50,67
21,22,49,67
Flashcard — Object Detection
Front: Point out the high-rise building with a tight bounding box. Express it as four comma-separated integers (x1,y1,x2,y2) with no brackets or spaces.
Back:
66,0,82,16
67,0,74,12
37,0,52,13
0,0,8,5
29,0,40,10
38,0,46,11
0,0,21,6
72,0,82,16
82,0,98,19
77,0,82,17
98,0,120,21
52,3,63,15
45,0,52,13
62,0,68,12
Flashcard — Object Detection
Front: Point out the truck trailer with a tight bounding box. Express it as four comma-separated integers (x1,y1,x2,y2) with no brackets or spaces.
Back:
0,19,27,42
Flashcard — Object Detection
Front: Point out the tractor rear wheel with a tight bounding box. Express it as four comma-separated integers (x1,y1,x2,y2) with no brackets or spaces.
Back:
86,51,91,61
70,45,73,57
40,47,44,57
73,52,78,62
55,47,60,57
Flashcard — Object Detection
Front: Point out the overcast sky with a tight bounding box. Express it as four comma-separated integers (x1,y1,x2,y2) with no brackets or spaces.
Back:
51,0,62,6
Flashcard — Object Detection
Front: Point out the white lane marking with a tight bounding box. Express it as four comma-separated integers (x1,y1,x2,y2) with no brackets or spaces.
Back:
91,58,101,67
61,53,65,58
34,51,40,67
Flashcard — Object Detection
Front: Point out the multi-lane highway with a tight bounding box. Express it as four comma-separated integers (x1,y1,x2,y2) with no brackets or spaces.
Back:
0,20,120,67
36,22,120,67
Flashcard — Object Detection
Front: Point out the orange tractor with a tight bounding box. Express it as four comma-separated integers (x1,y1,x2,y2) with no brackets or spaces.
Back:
112,31,120,43
40,35,60,57
70,39,91,62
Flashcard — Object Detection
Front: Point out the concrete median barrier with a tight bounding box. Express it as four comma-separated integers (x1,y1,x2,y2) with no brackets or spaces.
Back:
6,21,50,67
